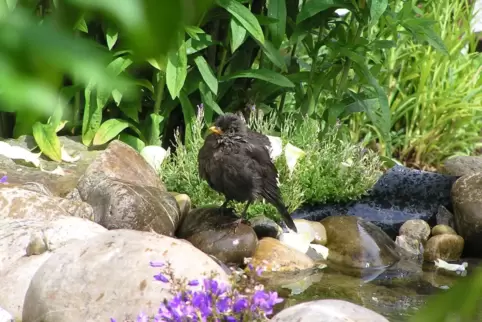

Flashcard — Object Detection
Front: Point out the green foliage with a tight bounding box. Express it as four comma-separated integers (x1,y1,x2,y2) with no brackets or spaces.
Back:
160,111,383,220
0,0,446,166
349,0,482,168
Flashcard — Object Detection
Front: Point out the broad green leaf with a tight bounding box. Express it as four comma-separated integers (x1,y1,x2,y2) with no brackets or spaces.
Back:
368,0,388,25
401,18,448,55
194,56,218,95
32,122,62,162
166,34,188,99
50,84,82,129
95,56,134,109
297,0,348,23
135,79,155,93
300,87,315,115
82,83,103,146
229,18,247,53
185,25,205,40
147,55,167,71
147,113,164,146
186,33,218,55
119,101,140,123
259,39,287,72
217,0,265,44
112,89,122,105
224,69,295,87
119,133,146,152
267,0,286,49
199,81,224,117
178,90,196,142
106,26,118,50
93,118,130,146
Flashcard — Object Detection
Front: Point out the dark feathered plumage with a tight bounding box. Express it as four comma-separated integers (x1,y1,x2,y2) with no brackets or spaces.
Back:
197,113,297,232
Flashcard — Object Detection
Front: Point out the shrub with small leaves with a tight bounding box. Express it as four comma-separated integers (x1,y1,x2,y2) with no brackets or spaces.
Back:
111,260,282,322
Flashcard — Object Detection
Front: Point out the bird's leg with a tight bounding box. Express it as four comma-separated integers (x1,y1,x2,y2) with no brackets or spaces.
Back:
220,198,231,210
241,200,253,218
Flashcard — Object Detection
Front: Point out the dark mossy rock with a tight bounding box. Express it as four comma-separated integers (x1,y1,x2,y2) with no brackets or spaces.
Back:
292,166,459,238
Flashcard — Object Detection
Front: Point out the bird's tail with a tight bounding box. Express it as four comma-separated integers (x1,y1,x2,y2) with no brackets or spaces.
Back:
273,201,298,233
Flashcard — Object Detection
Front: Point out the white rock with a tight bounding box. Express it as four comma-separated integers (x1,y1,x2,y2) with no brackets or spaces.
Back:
434,258,468,274
140,145,169,173
279,231,312,254
22,229,228,322
309,244,329,260
0,306,13,322
266,135,283,160
271,299,389,322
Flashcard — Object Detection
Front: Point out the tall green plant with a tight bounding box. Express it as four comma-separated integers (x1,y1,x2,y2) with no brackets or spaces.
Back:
350,0,482,168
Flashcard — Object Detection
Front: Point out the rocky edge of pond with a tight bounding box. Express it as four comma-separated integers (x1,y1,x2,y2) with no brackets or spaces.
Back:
1,137,482,321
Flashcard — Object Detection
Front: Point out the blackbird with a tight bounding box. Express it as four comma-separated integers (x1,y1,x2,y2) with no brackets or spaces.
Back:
197,113,298,232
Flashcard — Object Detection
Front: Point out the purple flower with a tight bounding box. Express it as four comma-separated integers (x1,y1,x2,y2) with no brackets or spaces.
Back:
225,317,238,322
149,261,164,268
0,176,6,183
233,297,249,313
256,266,264,276
136,312,148,322
188,279,200,287
216,297,231,313
251,290,283,315
110,319,116,322
153,273,169,283
197,103,204,110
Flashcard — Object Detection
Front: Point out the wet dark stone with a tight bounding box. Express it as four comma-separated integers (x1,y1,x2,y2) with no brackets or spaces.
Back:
292,166,459,239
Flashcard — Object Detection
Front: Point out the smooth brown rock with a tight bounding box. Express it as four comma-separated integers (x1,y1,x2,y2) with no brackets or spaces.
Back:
321,216,400,270
399,219,430,242
21,230,228,322
177,207,258,264
442,156,482,176
436,205,455,228
187,224,258,265
77,140,165,192
424,234,464,262
79,177,180,236
251,237,315,272
452,173,482,255
432,225,457,236
249,215,282,239
395,235,423,262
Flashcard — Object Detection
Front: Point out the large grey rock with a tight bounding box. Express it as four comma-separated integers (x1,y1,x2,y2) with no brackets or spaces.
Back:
442,156,482,176
271,299,389,322
1,135,100,197
22,230,228,322
0,216,106,319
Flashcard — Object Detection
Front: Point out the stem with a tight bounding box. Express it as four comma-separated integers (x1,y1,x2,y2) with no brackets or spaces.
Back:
217,47,228,79
154,71,165,115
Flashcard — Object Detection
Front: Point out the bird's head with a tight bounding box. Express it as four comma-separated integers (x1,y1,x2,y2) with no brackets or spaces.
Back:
208,113,247,136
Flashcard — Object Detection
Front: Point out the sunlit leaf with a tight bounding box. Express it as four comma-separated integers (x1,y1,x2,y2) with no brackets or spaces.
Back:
147,113,164,146
93,118,130,145
297,0,348,23
194,55,218,95
178,90,196,141
223,69,295,87
166,33,188,99
82,83,103,146
267,0,286,48
229,18,247,53
119,133,146,152
32,122,62,162
106,26,118,50
199,81,224,118
368,0,388,25
259,39,287,72
217,0,265,44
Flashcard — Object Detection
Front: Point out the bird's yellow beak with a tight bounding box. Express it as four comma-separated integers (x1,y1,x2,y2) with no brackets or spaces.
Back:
209,126,223,135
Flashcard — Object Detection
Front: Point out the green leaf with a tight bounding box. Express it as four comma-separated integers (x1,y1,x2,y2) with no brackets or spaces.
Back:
112,89,122,105
147,55,167,71
166,33,188,99
297,0,348,23
119,101,140,123
267,0,286,49
82,83,103,146
368,0,388,25
259,39,287,72
185,25,205,40
223,69,295,87
186,33,218,55
194,55,218,95
106,26,118,50
229,18,247,53
32,122,62,162
217,0,265,44
119,133,146,152
75,17,88,33
401,18,448,55
147,113,164,146
178,90,196,142
93,118,130,146
134,79,155,93
199,82,224,117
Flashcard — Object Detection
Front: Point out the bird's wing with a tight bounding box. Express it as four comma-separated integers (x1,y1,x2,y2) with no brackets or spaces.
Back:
245,142,280,199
